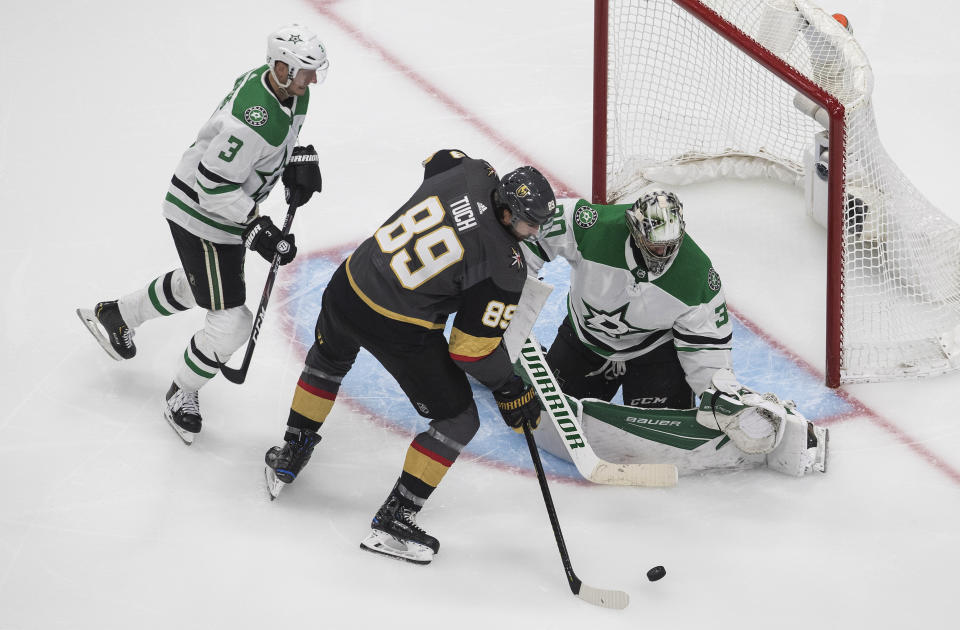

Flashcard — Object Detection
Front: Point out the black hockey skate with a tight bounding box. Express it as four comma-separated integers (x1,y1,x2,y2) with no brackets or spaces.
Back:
264,431,321,499
163,382,202,445
360,489,439,565
76,300,136,360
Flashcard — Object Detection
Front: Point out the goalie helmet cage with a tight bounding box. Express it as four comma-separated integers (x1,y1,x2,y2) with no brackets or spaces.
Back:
593,0,960,387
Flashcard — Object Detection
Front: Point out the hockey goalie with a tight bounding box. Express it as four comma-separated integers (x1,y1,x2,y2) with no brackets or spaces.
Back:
520,193,828,477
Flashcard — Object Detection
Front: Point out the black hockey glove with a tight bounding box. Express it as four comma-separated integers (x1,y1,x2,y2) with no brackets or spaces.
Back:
242,216,297,265
282,145,322,207
493,374,541,431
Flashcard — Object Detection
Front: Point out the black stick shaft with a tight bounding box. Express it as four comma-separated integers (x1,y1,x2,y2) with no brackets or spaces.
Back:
219,202,299,384
522,423,583,596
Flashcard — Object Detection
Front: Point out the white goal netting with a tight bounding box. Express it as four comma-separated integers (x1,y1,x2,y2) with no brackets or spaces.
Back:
602,0,960,383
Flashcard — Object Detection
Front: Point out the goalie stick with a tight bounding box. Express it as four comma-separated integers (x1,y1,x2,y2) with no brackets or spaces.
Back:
522,423,629,609
218,201,300,384
518,333,679,487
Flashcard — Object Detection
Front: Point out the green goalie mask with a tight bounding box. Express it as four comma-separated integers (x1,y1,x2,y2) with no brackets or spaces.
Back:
625,190,685,274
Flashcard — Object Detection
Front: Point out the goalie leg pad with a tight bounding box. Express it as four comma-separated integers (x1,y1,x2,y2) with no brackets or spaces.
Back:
766,406,829,476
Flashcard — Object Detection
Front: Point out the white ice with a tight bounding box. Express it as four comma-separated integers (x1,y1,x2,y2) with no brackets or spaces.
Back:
1,1,959,629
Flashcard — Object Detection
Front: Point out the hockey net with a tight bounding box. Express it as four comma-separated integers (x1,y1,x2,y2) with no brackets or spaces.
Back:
594,0,960,385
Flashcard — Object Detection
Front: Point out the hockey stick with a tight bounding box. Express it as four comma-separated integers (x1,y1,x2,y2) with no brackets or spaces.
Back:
518,334,679,487
219,202,300,384
521,422,629,609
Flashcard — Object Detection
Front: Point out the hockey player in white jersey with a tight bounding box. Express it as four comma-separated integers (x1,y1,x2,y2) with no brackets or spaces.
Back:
522,191,827,476
77,25,326,444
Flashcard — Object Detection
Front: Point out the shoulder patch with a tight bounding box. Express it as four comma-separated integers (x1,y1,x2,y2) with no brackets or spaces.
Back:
244,106,268,127
574,205,599,229
707,267,721,292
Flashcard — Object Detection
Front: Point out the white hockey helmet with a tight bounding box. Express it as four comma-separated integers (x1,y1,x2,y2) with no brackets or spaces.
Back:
625,190,685,274
266,24,329,87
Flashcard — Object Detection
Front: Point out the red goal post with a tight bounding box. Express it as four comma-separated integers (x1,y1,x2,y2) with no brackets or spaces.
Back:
593,0,960,387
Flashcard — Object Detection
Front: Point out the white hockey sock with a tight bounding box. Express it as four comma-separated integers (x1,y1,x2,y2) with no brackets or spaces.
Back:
174,306,252,391
118,269,196,329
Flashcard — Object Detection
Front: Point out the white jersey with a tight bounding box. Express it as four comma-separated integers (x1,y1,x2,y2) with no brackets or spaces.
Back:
162,65,309,244
522,199,733,395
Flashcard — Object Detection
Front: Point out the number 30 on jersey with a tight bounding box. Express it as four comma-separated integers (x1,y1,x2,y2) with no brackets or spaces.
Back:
374,197,465,289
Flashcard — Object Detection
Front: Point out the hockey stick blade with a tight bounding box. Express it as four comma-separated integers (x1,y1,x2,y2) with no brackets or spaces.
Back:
588,461,678,487
575,582,630,610
518,335,678,488
522,424,630,610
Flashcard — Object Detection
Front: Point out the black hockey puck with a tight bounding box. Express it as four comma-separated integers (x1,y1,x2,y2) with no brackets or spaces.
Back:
646,565,666,581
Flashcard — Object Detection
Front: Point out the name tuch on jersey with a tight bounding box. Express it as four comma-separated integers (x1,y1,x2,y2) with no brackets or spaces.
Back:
449,194,477,233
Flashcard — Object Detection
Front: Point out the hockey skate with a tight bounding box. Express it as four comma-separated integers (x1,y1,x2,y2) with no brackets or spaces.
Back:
264,430,321,500
360,490,439,565
162,382,202,445
76,300,136,360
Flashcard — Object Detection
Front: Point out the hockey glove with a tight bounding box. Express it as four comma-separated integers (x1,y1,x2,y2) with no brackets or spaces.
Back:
493,374,541,431
242,216,297,265
282,145,322,207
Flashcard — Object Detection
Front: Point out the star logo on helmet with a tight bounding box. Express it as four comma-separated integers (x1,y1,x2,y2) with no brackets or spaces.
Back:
288,34,303,44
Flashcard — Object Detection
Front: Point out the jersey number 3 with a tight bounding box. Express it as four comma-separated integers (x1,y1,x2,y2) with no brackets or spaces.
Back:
374,197,465,289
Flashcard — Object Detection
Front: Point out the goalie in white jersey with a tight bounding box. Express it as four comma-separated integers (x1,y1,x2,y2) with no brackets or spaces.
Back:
77,25,326,444
522,191,828,476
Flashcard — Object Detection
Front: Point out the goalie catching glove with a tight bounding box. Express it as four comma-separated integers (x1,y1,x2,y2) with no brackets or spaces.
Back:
243,216,297,265
696,369,828,476
283,144,322,207
493,374,541,431
696,369,786,455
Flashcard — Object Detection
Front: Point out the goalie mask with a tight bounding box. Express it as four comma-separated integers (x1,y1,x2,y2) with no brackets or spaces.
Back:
266,24,329,88
496,166,557,230
626,190,685,274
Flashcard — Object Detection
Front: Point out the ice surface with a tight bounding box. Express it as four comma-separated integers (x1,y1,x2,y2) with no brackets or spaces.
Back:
1,1,958,628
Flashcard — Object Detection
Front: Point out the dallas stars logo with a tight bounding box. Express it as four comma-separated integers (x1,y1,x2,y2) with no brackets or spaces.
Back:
574,205,598,229
287,34,303,44
581,300,650,339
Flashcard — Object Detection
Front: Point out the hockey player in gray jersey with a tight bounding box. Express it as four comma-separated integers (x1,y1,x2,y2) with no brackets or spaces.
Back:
77,25,327,444
522,191,828,477
262,150,554,564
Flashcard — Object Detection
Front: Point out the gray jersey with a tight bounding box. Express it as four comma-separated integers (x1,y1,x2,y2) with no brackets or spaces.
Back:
523,199,733,395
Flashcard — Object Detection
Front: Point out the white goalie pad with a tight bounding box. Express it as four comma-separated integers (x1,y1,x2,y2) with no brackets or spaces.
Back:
696,370,786,454
767,406,829,477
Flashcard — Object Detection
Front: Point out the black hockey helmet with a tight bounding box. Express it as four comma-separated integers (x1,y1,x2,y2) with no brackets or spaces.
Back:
496,166,556,228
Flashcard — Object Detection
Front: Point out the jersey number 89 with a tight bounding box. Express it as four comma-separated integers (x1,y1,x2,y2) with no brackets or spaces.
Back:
374,197,465,289
482,301,516,330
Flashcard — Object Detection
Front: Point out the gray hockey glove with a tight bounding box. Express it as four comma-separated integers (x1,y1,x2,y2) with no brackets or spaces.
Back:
242,216,297,265
493,375,541,432
282,145,322,207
